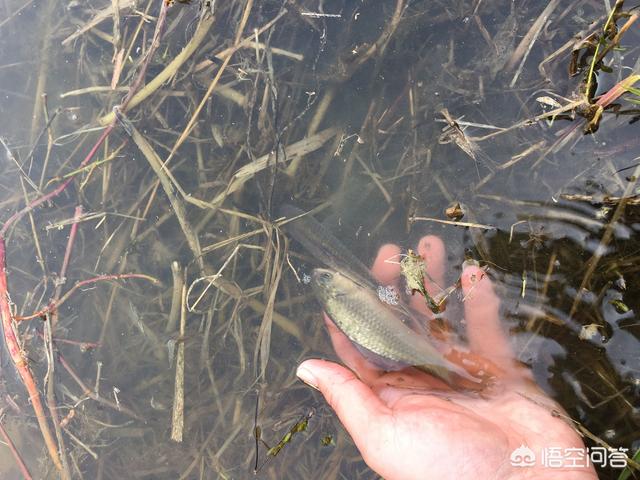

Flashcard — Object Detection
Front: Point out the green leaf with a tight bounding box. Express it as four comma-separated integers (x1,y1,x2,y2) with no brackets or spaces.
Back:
617,447,640,480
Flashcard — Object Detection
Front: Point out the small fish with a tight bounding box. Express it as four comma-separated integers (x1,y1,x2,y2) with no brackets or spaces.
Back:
311,268,476,386
280,204,428,332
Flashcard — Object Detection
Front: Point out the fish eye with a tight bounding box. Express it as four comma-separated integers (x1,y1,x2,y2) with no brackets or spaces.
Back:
317,271,333,285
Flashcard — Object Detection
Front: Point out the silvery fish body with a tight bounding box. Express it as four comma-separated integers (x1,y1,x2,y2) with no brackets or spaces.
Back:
311,268,468,384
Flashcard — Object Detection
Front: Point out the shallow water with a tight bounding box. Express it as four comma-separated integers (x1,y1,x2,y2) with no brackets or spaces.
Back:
0,0,638,478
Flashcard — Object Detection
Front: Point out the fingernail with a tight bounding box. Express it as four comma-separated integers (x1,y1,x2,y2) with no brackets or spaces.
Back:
462,259,480,270
296,365,319,390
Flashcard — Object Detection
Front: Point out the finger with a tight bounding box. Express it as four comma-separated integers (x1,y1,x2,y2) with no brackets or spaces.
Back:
417,235,446,292
371,243,402,285
323,314,383,383
408,235,447,317
296,359,390,454
461,265,514,363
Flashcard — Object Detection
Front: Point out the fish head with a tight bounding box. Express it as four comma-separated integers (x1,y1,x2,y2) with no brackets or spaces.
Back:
311,268,363,303
311,268,339,298
312,267,358,295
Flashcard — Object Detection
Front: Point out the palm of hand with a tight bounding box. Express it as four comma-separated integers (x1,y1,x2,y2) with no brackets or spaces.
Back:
298,237,597,480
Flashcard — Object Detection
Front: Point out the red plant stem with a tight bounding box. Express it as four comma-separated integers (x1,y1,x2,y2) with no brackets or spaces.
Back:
14,273,159,322
52,205,83,327
0,418,32,480
0,239,62,471
55,205,82,298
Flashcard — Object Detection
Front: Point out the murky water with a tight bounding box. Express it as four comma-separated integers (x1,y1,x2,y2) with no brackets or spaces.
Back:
0,0,638,478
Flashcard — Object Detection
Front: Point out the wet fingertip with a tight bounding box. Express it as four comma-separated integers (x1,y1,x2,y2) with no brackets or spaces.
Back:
416,235,446,287
377,243,402,261
372,243,401,283
460,264,489,291
296,363,320,390
417,235,445,259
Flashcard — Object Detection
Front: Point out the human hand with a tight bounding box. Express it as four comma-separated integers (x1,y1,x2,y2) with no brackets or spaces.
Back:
297,236,597,480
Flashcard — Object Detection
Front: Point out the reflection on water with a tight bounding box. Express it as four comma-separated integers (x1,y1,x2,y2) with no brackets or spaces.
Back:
0,0,638,478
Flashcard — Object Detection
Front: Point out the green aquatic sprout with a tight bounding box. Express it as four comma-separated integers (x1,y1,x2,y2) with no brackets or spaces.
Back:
616,446,640,480
609,299,630,314
266,411,312,457
254,409,315,472
321,435,335,447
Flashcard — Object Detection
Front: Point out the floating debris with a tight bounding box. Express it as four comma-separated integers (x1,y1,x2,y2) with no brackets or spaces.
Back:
400,250,445,314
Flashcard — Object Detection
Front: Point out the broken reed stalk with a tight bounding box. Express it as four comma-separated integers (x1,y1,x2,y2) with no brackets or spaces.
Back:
170,283,187,442
255,230,285,379
116,112,205,271
98,11,215,126
166,261,184,333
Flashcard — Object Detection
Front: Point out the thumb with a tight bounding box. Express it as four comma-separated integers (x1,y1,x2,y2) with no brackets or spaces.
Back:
296,359,389,443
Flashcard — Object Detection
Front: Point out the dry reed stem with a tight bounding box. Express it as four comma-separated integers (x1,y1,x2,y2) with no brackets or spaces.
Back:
167,261,184,333
255,230,285,378
409,216,497,230
211,127,338,206
170,283,187,442
117,114,205,270
61,0,136,46
98,13,215,126
504,0,561,74
29,0,55,144
44,319,71,480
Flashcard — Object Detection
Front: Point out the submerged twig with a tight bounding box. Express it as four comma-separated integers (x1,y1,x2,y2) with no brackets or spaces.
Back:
409,216,496,230
170,283,187,442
